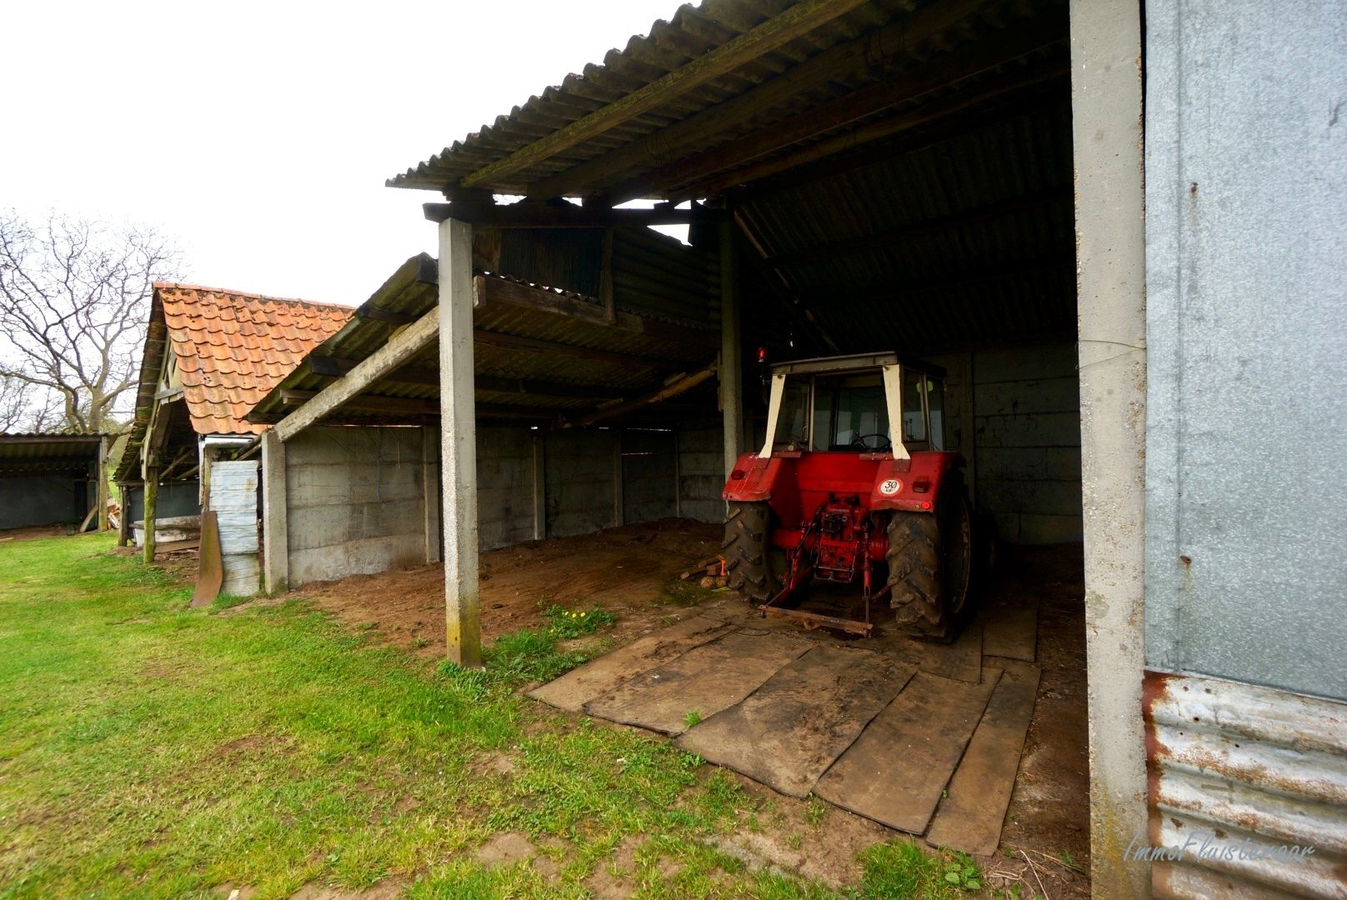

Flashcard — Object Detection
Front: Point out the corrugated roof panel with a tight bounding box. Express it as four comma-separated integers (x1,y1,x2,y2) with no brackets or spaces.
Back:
387,0,1055,197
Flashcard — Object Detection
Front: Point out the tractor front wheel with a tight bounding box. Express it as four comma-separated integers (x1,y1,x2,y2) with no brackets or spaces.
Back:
885,474,972,641
723,501,784,604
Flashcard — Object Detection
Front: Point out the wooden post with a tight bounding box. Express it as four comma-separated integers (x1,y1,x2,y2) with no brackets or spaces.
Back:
141,466,158,564
96,436,110,531
439,217,482,668
720,220,744,476
261,430,289,594
613,431,624,528
116,484,132,547
423,426,441,564
532,432,546,541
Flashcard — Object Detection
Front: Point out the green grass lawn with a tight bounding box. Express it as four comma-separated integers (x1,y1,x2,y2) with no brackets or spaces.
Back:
0,534,982,900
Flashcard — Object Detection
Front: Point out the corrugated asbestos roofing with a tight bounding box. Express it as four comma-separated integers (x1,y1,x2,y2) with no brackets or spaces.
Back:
0,433,103,476
388,0,1065,200
158,284,352,436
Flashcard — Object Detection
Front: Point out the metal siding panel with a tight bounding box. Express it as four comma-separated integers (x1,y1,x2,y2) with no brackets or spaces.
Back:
1144,0,1347,701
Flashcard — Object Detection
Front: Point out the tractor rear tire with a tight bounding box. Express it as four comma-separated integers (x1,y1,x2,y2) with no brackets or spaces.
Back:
723,501,783,604
886,474,972,642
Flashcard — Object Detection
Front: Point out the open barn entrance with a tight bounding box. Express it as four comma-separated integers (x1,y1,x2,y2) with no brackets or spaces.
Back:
252,1,1143,892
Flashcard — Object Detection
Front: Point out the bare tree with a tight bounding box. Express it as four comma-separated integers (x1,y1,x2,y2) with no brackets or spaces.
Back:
0,210,180,433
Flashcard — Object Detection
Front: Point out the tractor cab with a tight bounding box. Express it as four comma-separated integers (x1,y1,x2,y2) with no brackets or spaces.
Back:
760,353,948,459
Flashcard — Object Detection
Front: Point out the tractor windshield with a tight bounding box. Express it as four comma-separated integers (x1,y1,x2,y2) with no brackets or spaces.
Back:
813,373,890,451
762,359,947,457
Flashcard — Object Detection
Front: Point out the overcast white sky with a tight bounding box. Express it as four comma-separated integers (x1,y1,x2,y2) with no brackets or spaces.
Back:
1,0,683,307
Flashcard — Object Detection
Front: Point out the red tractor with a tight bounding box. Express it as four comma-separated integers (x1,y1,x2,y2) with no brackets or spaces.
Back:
722,353,975,640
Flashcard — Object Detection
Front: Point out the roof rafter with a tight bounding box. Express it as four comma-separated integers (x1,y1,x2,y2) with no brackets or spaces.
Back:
608,20,1068,202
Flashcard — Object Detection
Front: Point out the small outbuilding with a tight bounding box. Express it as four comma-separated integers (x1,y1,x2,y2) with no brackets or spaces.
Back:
0,433,109,533
114,283,351,575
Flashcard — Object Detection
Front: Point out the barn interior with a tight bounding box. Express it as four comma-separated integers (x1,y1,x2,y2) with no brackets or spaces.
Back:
243,0,1088,877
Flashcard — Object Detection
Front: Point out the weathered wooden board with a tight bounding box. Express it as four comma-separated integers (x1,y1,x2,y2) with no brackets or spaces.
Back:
814,669,1001,833
528,616,733,712
925,660,1041,856
191,511,224,609
920,622,983,683
982,606,1038,662
583,631,809,735
675,645,916,797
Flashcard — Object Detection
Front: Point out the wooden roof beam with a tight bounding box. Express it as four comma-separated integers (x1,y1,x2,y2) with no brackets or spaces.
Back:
610,19,1068,202
474,275,718,349
472,329,682,370
422,200,720,229
308,354,625,401
685,62,1070,201
454,0,873,191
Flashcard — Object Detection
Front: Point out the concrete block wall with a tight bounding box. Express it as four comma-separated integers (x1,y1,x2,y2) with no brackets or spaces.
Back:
971,342,1083,543
284,426,428,585
0,475,84,529
544,429,618,538
622,428,677,523
477,425,536,549
676,425,724,523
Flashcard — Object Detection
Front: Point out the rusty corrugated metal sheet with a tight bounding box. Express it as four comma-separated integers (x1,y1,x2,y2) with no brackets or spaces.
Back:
1142,669,1347,899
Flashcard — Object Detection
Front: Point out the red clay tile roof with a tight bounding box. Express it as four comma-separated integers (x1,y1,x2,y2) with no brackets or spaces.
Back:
157,283,353,436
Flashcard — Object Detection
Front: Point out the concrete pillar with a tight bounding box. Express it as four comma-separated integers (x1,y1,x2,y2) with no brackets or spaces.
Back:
423,426,441,564
261,430,289,594
141,467,158,563
1069,0,1149,896
720,220,743,476
439,217,481,669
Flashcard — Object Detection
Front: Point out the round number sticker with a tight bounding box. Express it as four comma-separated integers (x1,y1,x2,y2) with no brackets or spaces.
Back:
880,479,902,496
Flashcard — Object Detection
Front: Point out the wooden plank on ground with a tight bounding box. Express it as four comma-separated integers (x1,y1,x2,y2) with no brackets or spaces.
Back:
982,606,1038,662
528,616,733,712
583,630,809,735
814,669,1001,834
925,660,1041,856
920,622,983,683
675,645,915,797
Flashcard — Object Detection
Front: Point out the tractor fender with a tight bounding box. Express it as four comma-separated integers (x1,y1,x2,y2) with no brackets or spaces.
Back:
869,451,964,512
722,452,787,502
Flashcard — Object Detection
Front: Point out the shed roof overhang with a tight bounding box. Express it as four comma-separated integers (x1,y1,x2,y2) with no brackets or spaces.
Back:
247,253,722,432
0,433,104,477
389,0,1076,357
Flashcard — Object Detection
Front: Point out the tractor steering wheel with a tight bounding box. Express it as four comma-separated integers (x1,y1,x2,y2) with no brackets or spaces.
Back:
851,432,892,451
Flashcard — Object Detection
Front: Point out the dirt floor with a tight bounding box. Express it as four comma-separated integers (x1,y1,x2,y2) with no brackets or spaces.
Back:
0,524,75,543
285,519,1091,898
296,519,725,655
